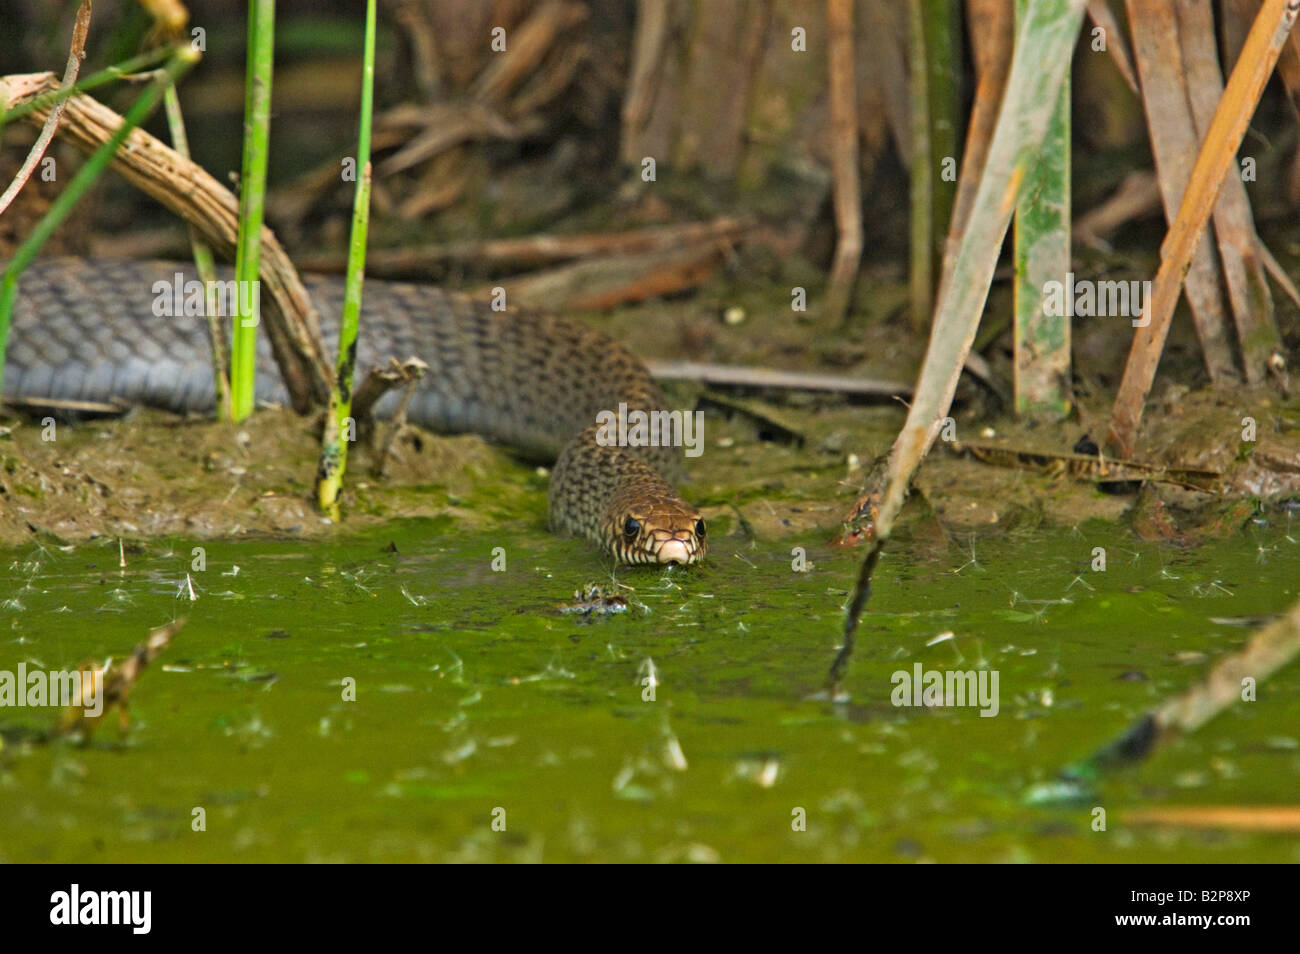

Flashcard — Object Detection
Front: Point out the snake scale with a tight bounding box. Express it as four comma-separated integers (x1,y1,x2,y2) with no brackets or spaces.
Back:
2,258,706,565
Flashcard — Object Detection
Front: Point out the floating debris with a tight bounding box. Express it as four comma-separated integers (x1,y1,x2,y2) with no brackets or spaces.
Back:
56,619,184,740
558,583,628,616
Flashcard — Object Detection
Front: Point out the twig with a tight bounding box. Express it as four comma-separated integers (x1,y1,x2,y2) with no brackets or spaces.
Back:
646,361,911,398
296,218,755,275
0,45,174,125
1176,0,1280,386
0,1,92,216
1072,169,1161,250
487,241,733,311
368,359,429,478
620,0,671,162
353,356,428,427
1122,806,1300,833
906,0,933,330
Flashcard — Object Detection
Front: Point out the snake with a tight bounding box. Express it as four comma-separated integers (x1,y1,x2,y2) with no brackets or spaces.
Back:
2,257,707,565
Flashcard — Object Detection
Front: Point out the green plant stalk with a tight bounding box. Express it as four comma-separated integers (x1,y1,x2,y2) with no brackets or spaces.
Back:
1012,0,1072,418
0,46,199,395
1,45,177,125
163,83,231,419
230,0,277,423
316,0,378,520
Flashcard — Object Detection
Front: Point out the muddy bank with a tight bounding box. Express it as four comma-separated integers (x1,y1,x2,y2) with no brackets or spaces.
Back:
3,379,1298,552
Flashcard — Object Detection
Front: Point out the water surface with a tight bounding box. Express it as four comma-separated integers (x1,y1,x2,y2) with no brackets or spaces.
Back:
2,517,1298,862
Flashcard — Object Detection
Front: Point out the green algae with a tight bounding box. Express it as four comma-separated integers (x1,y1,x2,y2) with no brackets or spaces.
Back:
1,512,1298,863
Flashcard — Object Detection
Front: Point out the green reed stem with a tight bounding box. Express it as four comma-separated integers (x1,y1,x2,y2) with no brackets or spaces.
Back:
230,0,277,422
316,0,378,520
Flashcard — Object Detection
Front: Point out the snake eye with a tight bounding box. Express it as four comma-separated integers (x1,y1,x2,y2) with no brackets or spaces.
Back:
694,518,706,539
623,517,640,540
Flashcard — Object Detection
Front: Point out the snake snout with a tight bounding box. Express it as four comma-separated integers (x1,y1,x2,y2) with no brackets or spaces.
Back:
654,534,693,565
647,524,705,565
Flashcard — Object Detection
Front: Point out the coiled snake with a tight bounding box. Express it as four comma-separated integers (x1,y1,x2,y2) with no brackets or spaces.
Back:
2,258,706,565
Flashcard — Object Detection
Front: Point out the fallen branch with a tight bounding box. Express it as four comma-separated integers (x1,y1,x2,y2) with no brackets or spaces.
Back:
488,241,734,311
296,217,755,275
3,71,333,413
646,360,912,398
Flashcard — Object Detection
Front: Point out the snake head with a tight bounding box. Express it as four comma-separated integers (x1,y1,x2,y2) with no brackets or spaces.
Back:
614,504,707,566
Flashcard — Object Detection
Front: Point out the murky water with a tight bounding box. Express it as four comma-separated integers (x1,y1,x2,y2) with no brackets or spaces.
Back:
2,515,1298,862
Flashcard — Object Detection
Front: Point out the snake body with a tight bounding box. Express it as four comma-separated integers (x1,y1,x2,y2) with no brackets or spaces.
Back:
3,257,706,564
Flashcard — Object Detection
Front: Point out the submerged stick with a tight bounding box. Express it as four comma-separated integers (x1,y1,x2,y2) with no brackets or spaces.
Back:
1071,588,1300,776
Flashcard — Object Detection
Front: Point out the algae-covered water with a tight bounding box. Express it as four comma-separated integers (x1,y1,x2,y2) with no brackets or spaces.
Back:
2,516,1299,863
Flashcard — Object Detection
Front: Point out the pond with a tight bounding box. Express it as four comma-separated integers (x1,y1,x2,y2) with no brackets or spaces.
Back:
2,516,1298,862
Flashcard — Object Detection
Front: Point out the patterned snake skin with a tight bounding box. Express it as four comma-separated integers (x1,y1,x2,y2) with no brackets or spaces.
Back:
3,257,706,564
